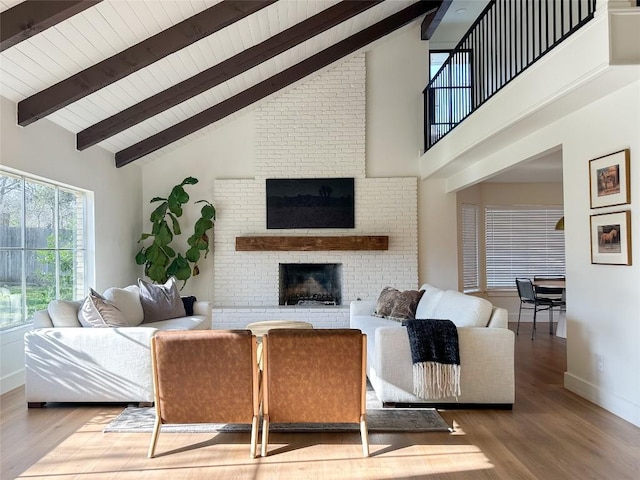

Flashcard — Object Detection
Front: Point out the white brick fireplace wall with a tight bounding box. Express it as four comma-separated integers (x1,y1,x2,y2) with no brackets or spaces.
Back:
212,55,417,329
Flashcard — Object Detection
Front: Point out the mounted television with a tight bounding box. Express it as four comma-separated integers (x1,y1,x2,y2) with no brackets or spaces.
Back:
266,178,354,229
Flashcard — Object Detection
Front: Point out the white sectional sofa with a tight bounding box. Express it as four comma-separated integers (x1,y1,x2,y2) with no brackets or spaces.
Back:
24,283,211,407
350,284,515,408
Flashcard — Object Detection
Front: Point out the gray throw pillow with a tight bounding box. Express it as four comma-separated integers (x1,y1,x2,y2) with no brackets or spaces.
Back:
374,286,425,321
138,277,186,323
77,289,128,328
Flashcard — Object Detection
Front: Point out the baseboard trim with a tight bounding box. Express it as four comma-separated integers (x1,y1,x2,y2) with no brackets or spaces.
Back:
1,370,25,396
564,372,639,427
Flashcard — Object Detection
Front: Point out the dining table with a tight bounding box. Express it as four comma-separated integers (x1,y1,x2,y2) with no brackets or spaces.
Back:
532,278,566,338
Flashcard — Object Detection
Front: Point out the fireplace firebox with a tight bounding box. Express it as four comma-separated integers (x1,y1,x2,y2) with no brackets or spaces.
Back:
279,263,342,306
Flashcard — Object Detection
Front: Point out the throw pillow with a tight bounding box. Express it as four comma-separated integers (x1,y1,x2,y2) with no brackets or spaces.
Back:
374,286,425,321
374,286,399,318
48,300,83,327
77,289,128,328
181,295,197,316
103,285,144,326
138,277,186,323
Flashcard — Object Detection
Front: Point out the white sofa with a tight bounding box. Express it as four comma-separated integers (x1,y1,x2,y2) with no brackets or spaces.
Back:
24,286,211,407
350,284,515,408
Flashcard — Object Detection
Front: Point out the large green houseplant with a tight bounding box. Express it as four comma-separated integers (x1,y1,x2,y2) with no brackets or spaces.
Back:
135,177,215,289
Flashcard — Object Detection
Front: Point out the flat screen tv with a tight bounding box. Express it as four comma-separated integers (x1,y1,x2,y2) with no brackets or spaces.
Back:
266,178,354,229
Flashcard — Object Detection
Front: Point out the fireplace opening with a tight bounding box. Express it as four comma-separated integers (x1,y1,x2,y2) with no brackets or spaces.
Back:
279,263,342,306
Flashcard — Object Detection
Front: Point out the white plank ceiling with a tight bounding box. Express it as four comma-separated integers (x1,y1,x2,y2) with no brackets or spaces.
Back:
0,0,424,166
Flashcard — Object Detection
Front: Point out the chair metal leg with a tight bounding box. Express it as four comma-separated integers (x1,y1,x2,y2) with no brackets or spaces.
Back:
531,307,537,340
517,303,523,335
549,306,554,334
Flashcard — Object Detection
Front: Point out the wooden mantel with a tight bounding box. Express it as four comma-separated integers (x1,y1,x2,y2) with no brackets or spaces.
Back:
235,235,389,251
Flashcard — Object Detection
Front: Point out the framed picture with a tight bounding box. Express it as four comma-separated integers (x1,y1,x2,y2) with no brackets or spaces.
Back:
590,211,632,265
589,149,630,209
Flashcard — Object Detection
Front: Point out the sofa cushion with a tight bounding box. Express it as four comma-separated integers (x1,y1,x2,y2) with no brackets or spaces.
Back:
374,286,424,321
77,289,129,328
48,300,83,328
415,284,445,319
138,277,186,323
143,315,208,331
430,290,493,327
103,286,144,326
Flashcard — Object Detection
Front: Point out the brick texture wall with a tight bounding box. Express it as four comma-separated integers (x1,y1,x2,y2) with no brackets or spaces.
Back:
213,55,417,328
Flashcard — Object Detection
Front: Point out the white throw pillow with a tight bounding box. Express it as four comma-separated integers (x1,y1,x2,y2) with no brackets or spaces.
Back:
103,285,144,326
432,290,493,327
48,300,82,327
77,289,128,328
415,284,445,319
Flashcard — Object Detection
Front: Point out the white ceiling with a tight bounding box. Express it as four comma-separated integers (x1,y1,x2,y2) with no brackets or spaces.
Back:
0,0,563,179
429,0,490,49
0,0,420,165
484,150,563,183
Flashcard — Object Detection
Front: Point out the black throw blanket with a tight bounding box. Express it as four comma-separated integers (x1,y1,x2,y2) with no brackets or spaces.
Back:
402,319,461,400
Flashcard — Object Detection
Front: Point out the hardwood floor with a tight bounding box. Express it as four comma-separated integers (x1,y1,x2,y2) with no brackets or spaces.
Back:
2,324,639,480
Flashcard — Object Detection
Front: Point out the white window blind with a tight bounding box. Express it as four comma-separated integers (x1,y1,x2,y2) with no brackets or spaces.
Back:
485,206,565,289
461,204,479,292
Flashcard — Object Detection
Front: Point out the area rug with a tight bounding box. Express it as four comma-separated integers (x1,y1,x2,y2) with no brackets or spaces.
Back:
104,390,451,434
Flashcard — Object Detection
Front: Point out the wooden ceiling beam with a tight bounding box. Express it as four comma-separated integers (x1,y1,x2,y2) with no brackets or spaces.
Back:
115,1,436,167
77,0,382,151
421,0,451,40
17,0,277,126
0,0,101,52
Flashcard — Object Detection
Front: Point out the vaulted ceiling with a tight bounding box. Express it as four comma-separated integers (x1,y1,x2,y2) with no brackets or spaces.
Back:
0,0,449,168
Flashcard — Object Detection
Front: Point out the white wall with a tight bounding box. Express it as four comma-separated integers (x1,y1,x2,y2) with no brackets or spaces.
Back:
366,22,426,178
0,95,142,395
561,82,640,427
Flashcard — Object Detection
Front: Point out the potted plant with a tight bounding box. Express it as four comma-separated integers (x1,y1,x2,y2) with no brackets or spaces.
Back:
135,177,215,289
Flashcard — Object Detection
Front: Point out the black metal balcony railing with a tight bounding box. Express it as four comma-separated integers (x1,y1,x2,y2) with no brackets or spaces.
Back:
424,0,598,151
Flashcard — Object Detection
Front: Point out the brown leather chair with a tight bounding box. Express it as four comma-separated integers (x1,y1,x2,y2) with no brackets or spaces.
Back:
148,330,260,458
260,328,369,457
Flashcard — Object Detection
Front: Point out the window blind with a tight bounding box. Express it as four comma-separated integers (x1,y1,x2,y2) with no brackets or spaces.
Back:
461,204,479,292
485,206,565,289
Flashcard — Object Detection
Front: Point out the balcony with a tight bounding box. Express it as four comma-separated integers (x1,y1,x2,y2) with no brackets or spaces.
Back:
420,0,640,188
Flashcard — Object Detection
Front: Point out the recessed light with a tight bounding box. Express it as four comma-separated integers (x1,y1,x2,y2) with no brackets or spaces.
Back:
455,8,467,14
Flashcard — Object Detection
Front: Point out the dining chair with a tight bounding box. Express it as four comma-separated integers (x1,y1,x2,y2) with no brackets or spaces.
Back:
515,278,556,339
260,328,369,457
148,330,260,458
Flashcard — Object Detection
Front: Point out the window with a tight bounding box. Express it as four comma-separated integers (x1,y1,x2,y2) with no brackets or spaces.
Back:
461,204,479,292
485,206,565,289
0,170,88,330
428,50,473,145
430,51,450,80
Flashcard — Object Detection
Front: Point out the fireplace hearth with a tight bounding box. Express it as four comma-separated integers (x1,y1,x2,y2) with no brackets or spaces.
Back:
279,263,342,306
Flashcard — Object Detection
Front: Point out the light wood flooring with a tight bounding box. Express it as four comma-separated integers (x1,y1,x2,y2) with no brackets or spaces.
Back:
2,324,639,480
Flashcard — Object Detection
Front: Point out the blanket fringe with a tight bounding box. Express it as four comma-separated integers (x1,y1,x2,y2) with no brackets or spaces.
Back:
413,362,461,400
